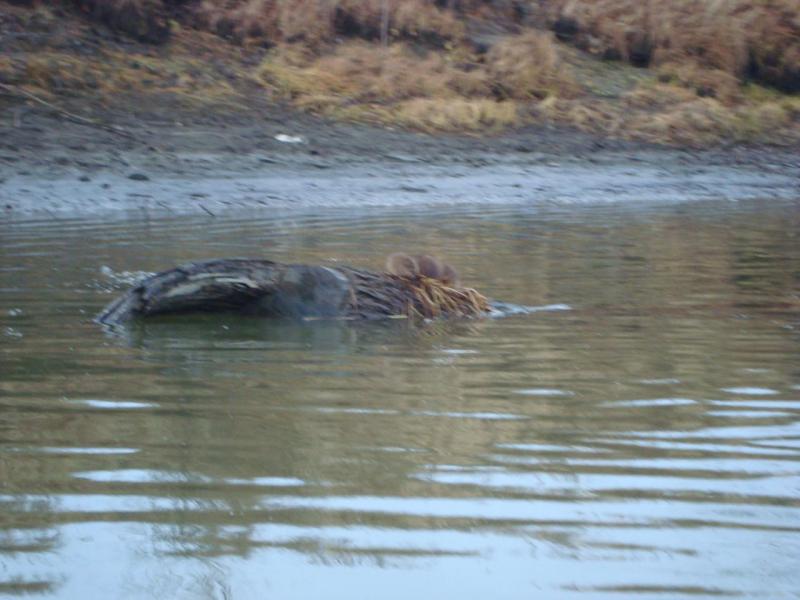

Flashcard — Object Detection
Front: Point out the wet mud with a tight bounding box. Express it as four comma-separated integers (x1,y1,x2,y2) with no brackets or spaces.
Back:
1,106,799,218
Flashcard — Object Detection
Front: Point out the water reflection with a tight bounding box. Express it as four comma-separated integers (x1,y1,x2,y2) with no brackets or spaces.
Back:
1,200,799,598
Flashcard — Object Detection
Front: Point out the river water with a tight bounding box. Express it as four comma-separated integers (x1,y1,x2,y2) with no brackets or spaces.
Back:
1,200,799,599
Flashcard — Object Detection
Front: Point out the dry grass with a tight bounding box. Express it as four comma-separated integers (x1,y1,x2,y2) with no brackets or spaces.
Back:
258,43,457,102
391,98,518,132
523,0,800,144
486,31,579,100
404,277,491,319
257,41,503,129
626,98,741,146
541,0,800,92
72,0,171,43
655,62,743,105
255,32,577,131
537,96,622,136
1,32,246,111
71,0,798,98
2,0,796,145
621,81,698,111
541,81,797,146
194,0,331,45
194,0,464,46
245,6,797,142
259,42,498,130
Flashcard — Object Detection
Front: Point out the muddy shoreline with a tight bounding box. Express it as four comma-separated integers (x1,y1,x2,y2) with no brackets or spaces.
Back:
2,103,799,218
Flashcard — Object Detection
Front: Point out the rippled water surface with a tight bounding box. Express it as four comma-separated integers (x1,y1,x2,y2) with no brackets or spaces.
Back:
1,201,799,599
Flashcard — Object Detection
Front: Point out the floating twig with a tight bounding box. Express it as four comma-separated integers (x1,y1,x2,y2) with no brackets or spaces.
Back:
199,204,216,217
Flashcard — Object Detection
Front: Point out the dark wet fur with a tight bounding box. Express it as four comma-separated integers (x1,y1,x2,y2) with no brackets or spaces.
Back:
385,253,460,287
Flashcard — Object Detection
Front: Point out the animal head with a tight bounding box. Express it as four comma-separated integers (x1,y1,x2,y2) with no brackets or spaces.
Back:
385,253,460,287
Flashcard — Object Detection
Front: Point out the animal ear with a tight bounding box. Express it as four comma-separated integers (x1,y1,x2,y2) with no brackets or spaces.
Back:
441,264,459,286
415,255,442,279
386,253,418,277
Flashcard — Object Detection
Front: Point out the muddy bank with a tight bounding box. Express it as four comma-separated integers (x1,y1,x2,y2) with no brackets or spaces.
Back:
1,105,799,218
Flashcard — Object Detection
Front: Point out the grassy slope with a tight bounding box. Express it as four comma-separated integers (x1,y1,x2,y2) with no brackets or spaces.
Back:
1,0,798,146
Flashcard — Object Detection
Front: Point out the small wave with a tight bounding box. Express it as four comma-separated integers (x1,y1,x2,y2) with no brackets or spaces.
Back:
721,386,779,396
711,399,800,409
222,476,307,487
99,265,154,287
2,447,139,455
708,410,794,418
514,388,575,397
65,399,157,410
411,410,526,420
602,398,696,408
489,301,571,317
639,378,681,385
73,469,203,483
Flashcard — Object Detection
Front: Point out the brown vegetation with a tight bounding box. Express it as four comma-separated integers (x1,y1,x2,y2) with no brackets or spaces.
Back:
62,0,800,93
486,30,579,100
255,30,577,131
1,0,798,145
72,0,172,43
539,0,800,92
194,0,464,47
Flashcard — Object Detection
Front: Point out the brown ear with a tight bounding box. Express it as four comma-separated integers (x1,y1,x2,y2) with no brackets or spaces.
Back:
441,264,460,287
414,255,443,279
385,253,418,278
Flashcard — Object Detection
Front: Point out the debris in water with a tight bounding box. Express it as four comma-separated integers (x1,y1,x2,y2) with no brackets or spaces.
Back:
100,265,154,287
274,134,305,144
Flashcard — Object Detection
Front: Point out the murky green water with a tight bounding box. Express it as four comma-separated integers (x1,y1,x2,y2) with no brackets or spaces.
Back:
1,201,799,599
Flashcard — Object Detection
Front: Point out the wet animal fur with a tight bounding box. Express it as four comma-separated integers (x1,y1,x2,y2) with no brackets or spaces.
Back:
439,263,459,287
96,258,489,324
385,253,419,279
385,253,460,287
415,254,444,279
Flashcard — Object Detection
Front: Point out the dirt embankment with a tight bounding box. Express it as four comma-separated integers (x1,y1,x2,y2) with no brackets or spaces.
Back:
1,1,799,218
2,97,798,218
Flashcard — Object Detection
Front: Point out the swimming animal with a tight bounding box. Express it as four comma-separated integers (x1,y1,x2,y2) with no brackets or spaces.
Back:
97,258,488,325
